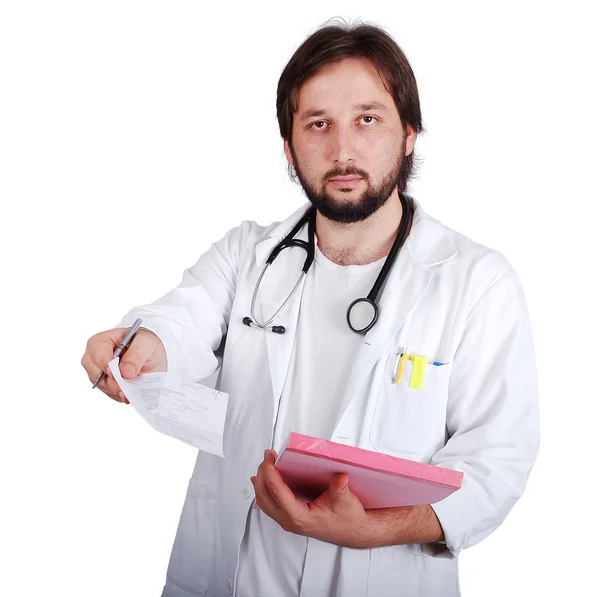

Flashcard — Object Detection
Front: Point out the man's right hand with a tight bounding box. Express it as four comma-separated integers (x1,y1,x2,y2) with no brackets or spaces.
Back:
81,327,168,403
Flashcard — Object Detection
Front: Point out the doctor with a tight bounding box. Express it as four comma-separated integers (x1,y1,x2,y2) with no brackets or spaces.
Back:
81,21,539,597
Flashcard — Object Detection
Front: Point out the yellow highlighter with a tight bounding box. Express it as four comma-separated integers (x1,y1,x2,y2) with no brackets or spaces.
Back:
395,349,410,384
409,355,428,389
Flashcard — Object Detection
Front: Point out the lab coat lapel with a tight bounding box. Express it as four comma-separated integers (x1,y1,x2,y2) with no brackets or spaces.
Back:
254,205,312,412
338,248,432,419
336,202,457,424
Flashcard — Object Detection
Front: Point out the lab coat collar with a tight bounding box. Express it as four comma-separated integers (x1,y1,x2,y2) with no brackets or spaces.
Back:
256,196,457,268
407,197,457,267
255,202,312,267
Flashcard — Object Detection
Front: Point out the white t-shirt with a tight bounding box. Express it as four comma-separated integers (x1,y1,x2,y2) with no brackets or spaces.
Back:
235,243,386,597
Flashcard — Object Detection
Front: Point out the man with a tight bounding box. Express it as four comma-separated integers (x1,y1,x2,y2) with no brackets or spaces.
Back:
81,20,539,597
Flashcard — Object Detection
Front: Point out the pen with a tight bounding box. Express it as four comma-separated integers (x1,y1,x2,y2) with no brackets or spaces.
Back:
92,318,143,389
395,347,410,384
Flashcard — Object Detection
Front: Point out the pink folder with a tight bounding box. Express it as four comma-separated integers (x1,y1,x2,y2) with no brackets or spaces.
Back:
271,432,463,509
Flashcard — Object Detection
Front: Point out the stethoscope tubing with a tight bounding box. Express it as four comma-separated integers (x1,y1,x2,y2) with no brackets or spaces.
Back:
250,266,306,328
366,193,412,303
244,194,412,334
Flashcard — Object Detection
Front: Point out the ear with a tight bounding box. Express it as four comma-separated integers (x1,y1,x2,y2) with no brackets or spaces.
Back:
404,123,417,156
284,139,294,166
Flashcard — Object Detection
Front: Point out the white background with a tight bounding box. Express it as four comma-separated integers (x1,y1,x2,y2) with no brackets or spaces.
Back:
1,1,598,595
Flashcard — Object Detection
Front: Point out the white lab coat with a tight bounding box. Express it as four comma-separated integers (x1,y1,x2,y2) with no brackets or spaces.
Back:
118,198,539,597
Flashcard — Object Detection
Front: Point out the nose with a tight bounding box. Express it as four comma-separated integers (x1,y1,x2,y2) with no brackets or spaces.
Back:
328,124,358,166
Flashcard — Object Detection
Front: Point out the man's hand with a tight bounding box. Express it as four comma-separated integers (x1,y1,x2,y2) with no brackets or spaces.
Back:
251,449,444,548
81,327,167,403
251,449,376,548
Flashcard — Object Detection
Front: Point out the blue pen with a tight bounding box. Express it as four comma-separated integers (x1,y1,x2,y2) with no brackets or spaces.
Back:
432,361,444,366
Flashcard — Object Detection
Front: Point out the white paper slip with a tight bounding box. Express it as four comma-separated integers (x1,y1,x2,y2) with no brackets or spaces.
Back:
108,357,229,457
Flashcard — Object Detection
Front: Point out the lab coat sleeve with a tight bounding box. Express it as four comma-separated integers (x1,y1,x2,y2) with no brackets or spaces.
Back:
429,272,540,556
116,220,255,381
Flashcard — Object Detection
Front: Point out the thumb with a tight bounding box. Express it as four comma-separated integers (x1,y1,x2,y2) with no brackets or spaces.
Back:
329,473,350,496
119,360,137,378
119,345,149,379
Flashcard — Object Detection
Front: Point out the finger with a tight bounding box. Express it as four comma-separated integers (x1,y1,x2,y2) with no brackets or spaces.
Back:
250,476,261,509
322,473,365,514
101,374,125,399
261,453,303,515
253,470,282,516
82,357,127,403
329,473,350,494
82,351,106,383
82,355,107,389
86,329,128,378
97,371,127,403
117,334,156,379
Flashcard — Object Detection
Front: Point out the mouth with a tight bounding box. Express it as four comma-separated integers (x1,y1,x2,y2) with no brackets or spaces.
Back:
328,176,363,188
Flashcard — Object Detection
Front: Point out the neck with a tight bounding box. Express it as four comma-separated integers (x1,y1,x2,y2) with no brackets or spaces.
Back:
315,191,406,266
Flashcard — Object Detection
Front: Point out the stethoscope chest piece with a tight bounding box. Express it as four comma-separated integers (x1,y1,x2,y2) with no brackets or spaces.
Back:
346,297,379,335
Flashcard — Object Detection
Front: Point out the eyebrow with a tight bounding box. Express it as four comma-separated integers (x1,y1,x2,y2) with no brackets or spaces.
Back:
298,101,389,121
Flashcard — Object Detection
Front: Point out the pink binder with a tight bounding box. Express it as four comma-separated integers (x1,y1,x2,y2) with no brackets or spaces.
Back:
272,432,463,509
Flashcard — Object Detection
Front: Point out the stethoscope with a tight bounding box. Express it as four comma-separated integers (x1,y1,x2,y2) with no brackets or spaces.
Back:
243,193,413,335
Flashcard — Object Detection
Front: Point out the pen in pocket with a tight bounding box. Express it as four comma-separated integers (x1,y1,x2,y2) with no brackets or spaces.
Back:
394,347,410,384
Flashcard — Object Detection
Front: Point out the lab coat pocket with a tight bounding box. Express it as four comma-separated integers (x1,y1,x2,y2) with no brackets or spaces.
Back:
369,355,452,461
368,544,458,596
165,479,216,597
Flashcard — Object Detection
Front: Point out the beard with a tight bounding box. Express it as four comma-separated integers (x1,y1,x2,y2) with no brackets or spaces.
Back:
289,136,407,224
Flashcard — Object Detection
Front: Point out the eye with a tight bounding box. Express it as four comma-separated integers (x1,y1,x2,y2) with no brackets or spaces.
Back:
360,116,377,125
308,116,378,131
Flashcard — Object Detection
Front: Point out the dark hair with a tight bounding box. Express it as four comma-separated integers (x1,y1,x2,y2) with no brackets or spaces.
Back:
276,18,424,192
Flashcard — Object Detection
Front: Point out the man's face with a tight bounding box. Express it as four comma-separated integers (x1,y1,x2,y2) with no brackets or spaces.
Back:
284,57,416,223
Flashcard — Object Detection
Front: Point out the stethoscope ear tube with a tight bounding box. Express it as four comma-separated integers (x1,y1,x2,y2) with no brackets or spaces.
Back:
366,193,412,304
266,208,315,273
